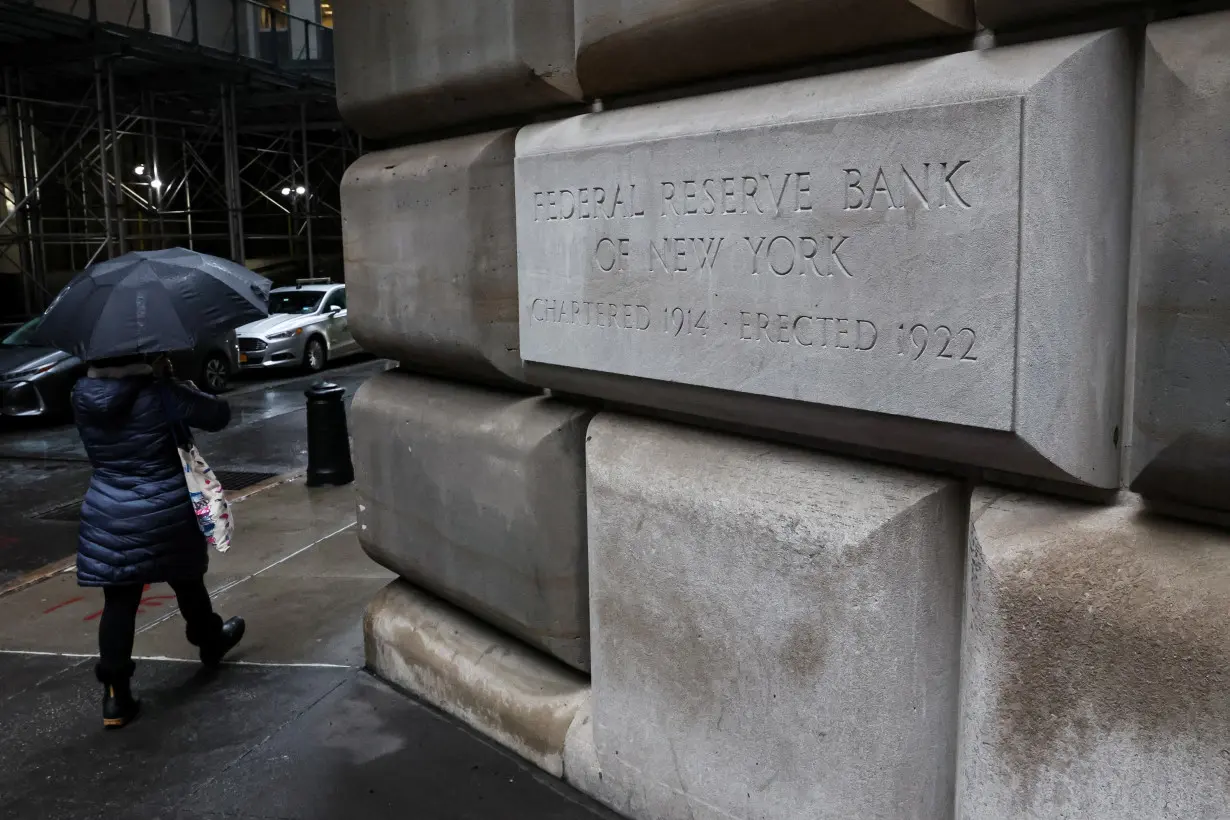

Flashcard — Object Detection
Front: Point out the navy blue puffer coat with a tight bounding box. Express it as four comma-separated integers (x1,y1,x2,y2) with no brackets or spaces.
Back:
73,372,230,587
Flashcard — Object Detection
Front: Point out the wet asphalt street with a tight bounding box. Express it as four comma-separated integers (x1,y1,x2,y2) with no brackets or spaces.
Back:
0,357,389,589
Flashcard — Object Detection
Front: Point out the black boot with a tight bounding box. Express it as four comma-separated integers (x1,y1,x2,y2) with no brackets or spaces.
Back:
102,679,140,730
200,616,245,667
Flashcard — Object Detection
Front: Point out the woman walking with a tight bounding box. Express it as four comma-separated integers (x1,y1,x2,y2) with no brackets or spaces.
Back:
29,248,270,729
74,353,245,728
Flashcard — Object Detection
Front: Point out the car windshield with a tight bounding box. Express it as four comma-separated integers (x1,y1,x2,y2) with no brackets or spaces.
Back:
269,291,324,315
1,317,42,347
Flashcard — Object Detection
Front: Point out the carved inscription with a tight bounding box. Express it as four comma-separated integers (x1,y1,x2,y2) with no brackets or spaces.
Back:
527,295,981,364
526,164,979,364
843,163,971,211
532,163,970,282
518,94,1021,431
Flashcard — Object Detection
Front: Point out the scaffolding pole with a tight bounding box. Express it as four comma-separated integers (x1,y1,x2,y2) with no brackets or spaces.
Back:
93,57,114,261
181,128,194,251
4,69,32,314
0,68,350,319
106,60,126,255
230,86,246,264
221,83,246,264
300,101,313,278
18,72,47,309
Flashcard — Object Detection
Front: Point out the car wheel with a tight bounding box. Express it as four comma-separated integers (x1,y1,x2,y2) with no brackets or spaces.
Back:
200,353,231,394
304,337,326,373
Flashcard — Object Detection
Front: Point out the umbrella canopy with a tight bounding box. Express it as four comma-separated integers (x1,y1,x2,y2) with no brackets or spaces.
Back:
33,248,271,361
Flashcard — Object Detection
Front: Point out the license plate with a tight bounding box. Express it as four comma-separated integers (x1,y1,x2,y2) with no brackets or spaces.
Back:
239,353,248,363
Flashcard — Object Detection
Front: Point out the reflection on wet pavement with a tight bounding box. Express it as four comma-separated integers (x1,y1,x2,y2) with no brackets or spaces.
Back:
0,357,391,585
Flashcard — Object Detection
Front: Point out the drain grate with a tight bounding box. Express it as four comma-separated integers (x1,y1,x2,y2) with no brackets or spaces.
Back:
30,471,279,522
213,470,279,492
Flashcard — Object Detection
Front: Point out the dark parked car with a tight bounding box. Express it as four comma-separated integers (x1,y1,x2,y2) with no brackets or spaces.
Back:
0,316,239,419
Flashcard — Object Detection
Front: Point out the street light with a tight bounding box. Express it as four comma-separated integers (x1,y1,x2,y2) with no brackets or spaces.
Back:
281,187,292,196
133,163,146,176
295,185,306,196
150,178,163,190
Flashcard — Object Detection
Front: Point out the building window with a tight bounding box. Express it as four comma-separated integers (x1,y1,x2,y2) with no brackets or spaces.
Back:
259,0,290,32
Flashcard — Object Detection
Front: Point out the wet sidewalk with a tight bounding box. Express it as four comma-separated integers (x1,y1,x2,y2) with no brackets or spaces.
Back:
0,358,389,589
0,477,617,820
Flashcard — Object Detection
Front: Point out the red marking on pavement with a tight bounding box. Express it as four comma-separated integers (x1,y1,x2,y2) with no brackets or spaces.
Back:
82,593,177,622
43,596,84,615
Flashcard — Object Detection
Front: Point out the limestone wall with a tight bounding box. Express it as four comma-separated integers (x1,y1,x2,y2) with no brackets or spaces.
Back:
333,0,581,139
339,3,1230,819
574,0,974,97
1127,11,1230,528
353,372,593,671
516,30,1133,489
960,490,1230,819
341,130,527,387
582,415,965,820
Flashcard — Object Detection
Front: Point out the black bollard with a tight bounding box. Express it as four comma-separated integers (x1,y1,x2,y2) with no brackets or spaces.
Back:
304,381,354,487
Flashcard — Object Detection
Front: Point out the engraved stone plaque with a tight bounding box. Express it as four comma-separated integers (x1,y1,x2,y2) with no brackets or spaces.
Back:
521,100,1018,431
517,31,1134,488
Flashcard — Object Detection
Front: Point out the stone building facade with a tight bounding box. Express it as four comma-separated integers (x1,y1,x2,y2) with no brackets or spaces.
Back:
335,2,1230,818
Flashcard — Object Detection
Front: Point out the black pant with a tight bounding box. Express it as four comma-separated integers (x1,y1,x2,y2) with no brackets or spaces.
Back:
97,577,223,683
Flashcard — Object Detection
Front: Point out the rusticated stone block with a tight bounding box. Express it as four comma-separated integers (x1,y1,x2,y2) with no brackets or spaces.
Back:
1127,11,1230,527
353,371,594,671
342,130,525,387
517,30,1134,490
960,489,1230,819
334,0,580,139
577,0,974,97
582,413,965,820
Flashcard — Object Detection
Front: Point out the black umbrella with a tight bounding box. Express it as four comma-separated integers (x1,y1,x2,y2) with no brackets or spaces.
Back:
33,248,271,361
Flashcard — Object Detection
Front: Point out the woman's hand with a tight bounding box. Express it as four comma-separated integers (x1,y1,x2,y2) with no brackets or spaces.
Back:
151,355,175,380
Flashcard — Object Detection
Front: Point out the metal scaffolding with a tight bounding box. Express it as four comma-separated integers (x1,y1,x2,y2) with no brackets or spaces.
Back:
0,0,358,323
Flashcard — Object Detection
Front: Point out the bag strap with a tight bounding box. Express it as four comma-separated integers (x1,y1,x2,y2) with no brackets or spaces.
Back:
157,383,194,451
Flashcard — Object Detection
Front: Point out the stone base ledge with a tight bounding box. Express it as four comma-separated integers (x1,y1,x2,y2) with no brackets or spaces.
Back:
364,580,590,777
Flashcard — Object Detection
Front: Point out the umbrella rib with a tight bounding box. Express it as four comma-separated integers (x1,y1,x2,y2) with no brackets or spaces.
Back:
145,261,222,352
154,282,204,353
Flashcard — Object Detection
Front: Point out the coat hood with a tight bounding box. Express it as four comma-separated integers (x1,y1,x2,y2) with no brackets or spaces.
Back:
73,372,153,424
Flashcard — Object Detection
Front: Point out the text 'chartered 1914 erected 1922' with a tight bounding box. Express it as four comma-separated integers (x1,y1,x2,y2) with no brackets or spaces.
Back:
516,96,1024,431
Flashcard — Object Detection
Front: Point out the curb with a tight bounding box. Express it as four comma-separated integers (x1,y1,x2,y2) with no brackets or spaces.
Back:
227,468,308,503
0,556,74,599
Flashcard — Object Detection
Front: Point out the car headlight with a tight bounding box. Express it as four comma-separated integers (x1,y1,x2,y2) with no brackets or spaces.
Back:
6,363,56,379
267,328,303,341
